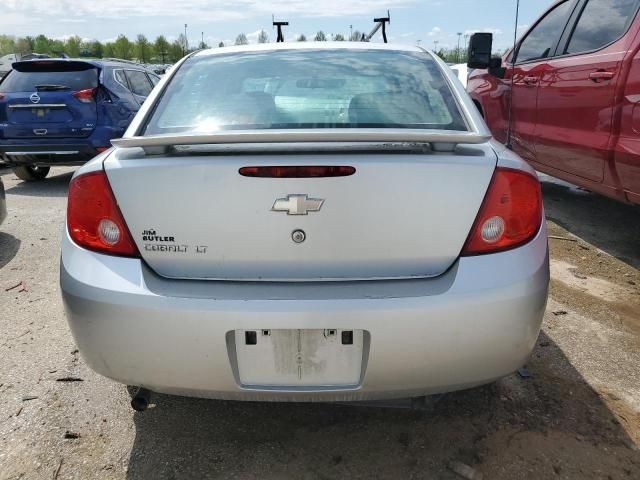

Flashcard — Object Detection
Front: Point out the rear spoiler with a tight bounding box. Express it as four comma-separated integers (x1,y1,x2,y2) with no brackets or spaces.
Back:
12,60,97,72
111,129,492,154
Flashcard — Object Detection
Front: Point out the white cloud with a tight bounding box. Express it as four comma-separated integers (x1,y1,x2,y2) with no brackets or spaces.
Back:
427,27,441,37
464,27,503,36
2,0,415,22
52,34,91,42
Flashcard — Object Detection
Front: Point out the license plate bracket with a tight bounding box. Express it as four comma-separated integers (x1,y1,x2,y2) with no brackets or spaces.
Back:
234,329,364,387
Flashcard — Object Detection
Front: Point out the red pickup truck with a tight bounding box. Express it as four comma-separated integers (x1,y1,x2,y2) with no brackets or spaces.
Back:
467,0,640,204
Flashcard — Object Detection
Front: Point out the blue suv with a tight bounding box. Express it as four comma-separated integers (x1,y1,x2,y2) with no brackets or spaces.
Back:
0,59,159,181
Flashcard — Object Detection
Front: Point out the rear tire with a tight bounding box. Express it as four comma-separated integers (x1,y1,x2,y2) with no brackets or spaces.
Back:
13,165,51,181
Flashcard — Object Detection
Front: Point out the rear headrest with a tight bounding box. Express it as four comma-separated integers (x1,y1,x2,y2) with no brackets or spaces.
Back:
349,92,432,125
207,91,276,125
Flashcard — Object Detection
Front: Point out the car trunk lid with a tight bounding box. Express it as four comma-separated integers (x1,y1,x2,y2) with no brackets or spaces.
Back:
104,145,496,281
0,60,98,139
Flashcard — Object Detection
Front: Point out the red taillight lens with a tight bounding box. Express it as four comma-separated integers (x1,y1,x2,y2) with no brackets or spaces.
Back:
95,147,110,153
67,171,139,257
72,88,96,103
0,93,5,100
462,167,542,256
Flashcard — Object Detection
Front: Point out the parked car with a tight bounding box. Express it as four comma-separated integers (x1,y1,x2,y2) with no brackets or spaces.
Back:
0,175,6,226
450,63,471,87
0,53,50,80
61,43,549,407
467,0,640,205
0,59,160,181
0,54,19,80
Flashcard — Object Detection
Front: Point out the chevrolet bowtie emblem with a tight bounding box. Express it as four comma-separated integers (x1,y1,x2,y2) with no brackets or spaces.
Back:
272,194,324,215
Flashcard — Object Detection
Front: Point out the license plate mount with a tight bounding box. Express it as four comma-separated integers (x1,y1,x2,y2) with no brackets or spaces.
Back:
234,329,364,387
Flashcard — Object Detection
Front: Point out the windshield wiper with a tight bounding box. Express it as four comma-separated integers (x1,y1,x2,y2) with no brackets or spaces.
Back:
34,84,71,91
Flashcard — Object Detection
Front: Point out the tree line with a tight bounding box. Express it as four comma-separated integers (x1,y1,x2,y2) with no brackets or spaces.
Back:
0,30,368,64
434,48,469,64
1,33,191,63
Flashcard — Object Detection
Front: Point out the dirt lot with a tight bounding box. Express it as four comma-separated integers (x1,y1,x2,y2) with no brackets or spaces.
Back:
0,168,638,479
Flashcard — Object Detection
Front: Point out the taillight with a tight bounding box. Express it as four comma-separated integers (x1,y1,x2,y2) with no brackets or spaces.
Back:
0,93,5,100
67,171,139,257
462,167,542,256
72,88,96,103
95,147,110,153
239,166,356,178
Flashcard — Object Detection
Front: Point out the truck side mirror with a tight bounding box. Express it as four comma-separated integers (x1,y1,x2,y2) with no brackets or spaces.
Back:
488,56,506,79
467,33,493,69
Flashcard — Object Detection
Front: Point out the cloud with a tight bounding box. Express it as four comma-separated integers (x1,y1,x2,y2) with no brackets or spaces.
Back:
464,27,503,36
245,29,266,42
427,27,441,37
52,34,91,42
2,0,415,22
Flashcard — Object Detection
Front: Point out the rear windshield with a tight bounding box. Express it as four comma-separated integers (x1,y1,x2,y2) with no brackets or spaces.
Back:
144,49,467,134
0,68,98,93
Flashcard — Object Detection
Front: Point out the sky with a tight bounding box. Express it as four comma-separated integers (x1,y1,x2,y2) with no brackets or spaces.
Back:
1,0,555,51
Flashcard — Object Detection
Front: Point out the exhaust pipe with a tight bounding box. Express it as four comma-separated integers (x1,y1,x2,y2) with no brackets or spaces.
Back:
131,387,152,412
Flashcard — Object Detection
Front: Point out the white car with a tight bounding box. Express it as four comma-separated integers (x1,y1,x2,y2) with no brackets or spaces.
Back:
0,53,50,79
60,43,549,407
450,63,471,88
0,54,18,79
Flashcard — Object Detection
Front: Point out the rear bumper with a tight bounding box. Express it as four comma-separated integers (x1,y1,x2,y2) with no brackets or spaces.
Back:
0,143,97,165
60,225,549,402
0,126,122,166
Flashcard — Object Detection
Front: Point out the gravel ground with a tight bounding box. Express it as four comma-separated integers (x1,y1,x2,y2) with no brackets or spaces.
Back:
0,167,639,480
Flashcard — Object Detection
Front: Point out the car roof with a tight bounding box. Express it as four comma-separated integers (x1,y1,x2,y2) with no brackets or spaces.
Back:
11,58,152,70
194,41,428,58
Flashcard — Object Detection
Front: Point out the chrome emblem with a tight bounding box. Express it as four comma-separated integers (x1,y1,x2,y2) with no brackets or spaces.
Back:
272,194,324,215
29,92,41,104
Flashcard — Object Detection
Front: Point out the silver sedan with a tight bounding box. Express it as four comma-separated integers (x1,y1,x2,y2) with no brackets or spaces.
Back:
60,43,549,404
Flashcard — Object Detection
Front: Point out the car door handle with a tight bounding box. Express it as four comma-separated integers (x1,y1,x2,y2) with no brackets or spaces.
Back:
523,76,539,85
589,71,615,81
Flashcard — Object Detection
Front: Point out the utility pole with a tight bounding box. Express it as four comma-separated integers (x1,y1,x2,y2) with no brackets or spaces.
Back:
350,25,353,40
184,23,188,55
464,33,469,60
457,32,462,63
201,31,204,49
433,40,439,53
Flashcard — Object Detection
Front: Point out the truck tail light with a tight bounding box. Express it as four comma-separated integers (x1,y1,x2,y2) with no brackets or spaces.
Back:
67,171,139,257
72,88,96,103
462,167,542,256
